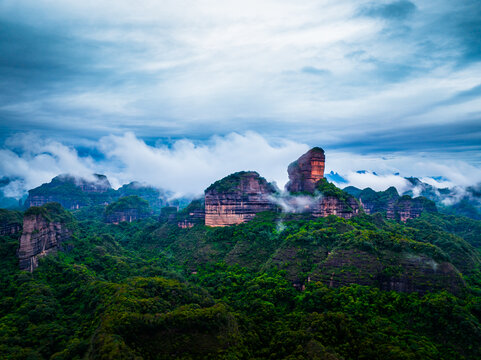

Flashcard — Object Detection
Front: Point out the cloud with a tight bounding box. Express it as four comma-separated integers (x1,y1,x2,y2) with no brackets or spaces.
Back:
0,0,480,166
1,131,481,203
98,131,308,196
360,1,417,20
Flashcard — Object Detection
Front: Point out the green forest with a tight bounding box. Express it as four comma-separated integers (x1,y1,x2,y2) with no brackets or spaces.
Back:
1,204,481,359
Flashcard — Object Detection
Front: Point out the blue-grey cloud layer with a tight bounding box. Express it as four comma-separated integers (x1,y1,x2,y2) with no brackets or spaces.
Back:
0,0,480,163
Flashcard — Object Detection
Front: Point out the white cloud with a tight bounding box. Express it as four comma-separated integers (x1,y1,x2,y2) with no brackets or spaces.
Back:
1,132,481,201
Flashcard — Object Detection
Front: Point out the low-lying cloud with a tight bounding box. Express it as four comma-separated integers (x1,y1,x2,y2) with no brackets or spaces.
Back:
1,131,481,202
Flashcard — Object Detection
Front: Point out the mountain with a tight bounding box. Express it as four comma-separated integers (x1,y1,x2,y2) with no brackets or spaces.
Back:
25,174,115,210
1,147,481,359
18,203,75,271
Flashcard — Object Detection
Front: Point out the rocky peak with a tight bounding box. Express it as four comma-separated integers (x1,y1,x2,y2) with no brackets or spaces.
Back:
18,203,74,272
205,171,277,227
285,147,325,194
25,174,114,209
104,195,153,224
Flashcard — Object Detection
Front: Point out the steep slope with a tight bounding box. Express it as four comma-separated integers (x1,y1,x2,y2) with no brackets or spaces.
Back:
17,203,75,272
104,195,153,224
204,171,277,227
25,174,115,209
0,209,23,235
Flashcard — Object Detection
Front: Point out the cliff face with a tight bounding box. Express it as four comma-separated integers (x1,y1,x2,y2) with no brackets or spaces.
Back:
116,182,167,212
104,196,152,224
205,172,277,227
0,209,23,235
177,200,205,228
312,196,361,219
393,196,437,222
105,209,151,224
285,147,325,193
352,187,437,222
309,249,464,295
18,204,74,272
25,174,114,210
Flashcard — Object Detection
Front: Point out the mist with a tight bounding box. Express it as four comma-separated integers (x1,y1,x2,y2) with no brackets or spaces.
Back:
1,132,481,204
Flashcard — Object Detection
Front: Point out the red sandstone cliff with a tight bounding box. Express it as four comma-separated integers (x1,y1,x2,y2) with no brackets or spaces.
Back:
18,204,74,272
205,172,277,227
285,147,325,193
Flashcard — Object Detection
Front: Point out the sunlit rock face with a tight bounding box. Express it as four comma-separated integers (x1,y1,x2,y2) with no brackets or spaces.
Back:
18,205,73,272
285,147,325,194
205,172,277,227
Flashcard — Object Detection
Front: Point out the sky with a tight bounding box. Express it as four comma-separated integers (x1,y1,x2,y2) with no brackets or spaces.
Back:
0,0,481,197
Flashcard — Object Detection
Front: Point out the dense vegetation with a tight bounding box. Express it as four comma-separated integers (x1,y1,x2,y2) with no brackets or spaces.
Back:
104,196,152,217
205,171,275,193
1,202,481,359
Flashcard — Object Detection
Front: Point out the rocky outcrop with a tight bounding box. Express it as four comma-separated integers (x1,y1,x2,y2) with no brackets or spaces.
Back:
311,196,361,219
116,182,167,212
177,200,205,228
309,249,464,295
345,186,437,222
285,147,325,193
0,209,23,235
393,195,437,222
104,196,152,224
205,172,277,227
25,174,114,210
18,203,74,272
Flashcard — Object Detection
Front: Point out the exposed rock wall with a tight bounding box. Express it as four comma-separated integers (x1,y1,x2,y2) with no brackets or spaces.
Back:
105,209,151,224
0,223,22,235
18,214,72,272
25,174,113,210
205,172,277,227
178,207,205,228
285,147,325,193
309,249,465,295
311,196,361,219
0,209,23,235
392,196,437,222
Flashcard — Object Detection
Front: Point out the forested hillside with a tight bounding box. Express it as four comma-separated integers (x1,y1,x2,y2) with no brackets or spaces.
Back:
1,204,481,359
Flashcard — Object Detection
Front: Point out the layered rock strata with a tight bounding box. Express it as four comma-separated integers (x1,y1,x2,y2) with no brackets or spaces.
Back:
309,249,464,295
25,174,113,209
105,209,151,224
18,204,73,272
311,196,361,219
104,196,152,224
177,200,205,228
0,209,23,235
285,147,325,193
205,172,277,227
346,187,437,222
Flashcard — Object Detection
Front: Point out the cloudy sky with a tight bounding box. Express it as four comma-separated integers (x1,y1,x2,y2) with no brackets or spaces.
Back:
0,0,481,197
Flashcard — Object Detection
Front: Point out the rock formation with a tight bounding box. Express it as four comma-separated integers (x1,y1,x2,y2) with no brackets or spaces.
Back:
177,200,205,228
205,172,277,227
311,195,361,219
0,209,23,235
285,147,325,193
25,174,114,210
309,249,464,295
345,186,437,222
104,196,152,224
116,182,167,212
393,195,437,222
18,203,74,272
